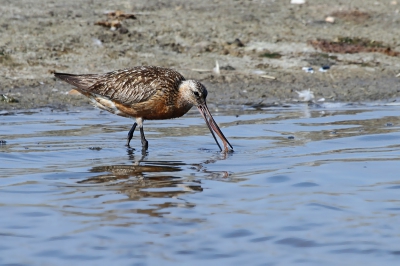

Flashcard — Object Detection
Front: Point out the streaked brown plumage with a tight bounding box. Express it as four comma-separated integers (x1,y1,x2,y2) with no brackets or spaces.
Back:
54,66,233,152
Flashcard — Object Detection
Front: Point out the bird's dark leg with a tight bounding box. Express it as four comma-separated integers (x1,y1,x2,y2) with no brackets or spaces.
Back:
139,126,148,150
126,122,137,147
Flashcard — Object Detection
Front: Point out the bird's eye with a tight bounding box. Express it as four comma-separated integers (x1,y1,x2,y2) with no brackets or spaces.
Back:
193,91,200,97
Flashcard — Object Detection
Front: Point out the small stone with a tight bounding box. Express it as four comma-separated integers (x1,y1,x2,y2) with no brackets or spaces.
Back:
319,65,330,73
291,0,305,4
302,67,314,73
88,147,102,151
118,27,129,34
220,65,235,70
0,94,19,103
325,16,335,23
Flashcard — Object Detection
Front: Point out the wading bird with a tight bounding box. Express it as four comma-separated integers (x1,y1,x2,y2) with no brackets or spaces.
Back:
54,66,233,152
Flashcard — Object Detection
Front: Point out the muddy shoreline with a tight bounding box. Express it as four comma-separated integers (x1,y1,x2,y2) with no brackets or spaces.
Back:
1,0,400,111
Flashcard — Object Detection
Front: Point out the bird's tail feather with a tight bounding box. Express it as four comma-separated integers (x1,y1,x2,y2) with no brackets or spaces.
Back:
54,73,101,90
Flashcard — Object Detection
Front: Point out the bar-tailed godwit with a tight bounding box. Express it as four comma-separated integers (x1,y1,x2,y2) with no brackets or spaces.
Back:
55,66,233,152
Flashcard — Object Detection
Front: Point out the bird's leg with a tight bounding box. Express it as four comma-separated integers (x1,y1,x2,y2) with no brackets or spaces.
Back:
136,117,148,150
126,122,137,147
140,126,148,150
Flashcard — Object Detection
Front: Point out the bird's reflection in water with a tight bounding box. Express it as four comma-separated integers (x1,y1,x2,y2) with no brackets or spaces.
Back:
77,148,230,201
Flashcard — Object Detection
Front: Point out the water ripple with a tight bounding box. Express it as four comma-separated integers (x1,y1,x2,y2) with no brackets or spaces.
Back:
1,106,400,265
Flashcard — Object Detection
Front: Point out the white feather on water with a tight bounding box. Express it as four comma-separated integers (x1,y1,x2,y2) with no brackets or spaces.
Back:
296,89,315,101
213,60,220,75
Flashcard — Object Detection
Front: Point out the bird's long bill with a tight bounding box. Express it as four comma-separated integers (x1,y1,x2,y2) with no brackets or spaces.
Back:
197,103,233,152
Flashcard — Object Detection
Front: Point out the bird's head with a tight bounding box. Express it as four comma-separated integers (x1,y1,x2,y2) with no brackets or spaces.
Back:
179,80,208,106
179,80,233,153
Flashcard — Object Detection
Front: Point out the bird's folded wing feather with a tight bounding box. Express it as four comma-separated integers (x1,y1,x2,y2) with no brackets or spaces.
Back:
85,67,186,105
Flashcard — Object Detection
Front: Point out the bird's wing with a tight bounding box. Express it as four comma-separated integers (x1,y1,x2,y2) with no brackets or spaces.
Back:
86,66,186,105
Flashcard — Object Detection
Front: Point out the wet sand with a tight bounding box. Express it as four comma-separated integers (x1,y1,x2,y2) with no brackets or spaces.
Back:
1,0,400,111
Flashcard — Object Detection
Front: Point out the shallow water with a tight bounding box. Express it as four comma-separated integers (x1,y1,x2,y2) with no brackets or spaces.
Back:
1,103,400,265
